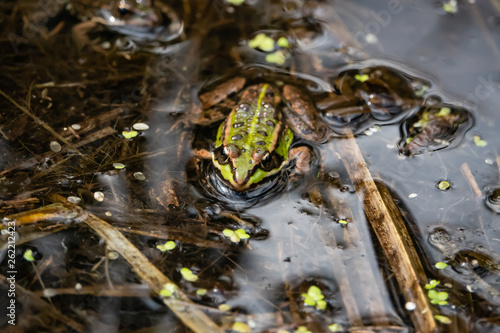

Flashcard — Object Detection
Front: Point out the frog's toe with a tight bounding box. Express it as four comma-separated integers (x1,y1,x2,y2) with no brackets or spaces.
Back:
289,146,315,175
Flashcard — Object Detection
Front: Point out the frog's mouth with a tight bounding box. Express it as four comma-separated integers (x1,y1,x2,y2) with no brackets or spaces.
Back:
218,159,294,191
214,158,290,192
193,160,294,208
212,145,289,192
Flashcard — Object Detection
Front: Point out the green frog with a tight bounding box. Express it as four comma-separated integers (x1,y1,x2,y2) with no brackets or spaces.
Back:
193,77,328,193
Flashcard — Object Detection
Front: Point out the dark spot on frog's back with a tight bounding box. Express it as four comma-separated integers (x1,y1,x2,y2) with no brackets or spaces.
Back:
233,122,244,128
256,141,266,145
231,134,243,140
265,120,275,127
258,131,268,136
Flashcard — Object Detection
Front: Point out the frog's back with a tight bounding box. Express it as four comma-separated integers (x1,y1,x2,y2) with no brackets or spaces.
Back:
221,84,282,151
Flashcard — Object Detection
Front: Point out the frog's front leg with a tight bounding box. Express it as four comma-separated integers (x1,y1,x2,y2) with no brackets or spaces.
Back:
193,148,212,160
288,146,315,175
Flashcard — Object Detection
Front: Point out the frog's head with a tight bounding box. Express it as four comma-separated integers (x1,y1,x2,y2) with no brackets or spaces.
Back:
98,0,183,41
212,83,294,191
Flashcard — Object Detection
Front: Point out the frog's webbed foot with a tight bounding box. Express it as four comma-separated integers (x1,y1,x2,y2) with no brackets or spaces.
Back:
281,85,329,142
316,93,363,110
288,146,315,175
196,108,226,126
165,103,203,134
72,21,99,49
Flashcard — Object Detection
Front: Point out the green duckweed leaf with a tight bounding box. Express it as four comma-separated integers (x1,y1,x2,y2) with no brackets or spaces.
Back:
277,37,290,48
156,241,176,251
227,0,245,5
248,33,275,51
302,294,316,306
307,285,323,300
160,283,177,297
425,279,440,289
122,130,138,139
434,315,452,324
354,74,370,82
265,51,287,65
295,327,312,333
316,299,327,310
232,322,251,333
435,262,448,269
180,267,198,282
235,229,250,239
473,135,487,147
196,288,207,296
437,107,451,116
328,324,343,332
219,304,231,311
23,249,35,262
113,163,125,169
438,181,450,191
223,229,241,243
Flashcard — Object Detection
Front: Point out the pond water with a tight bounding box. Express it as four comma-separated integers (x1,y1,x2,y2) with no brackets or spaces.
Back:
0,1,499,332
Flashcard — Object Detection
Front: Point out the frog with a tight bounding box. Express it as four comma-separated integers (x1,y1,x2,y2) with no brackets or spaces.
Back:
192,77,328,193
18,0,182,44
316,66,424,135
71,0,182,41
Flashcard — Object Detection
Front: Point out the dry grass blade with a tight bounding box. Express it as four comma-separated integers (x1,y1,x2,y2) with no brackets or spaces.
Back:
71,205,222,333
335,129,436,333
5,203,223,333
0,274,84,332
0,89,82,155
69,204,223,333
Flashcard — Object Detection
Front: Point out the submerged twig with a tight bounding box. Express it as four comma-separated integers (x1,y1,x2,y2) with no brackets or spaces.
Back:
0,89,82,155
460,163,483,198
335,129,437,333
79,205,223,333
5,203,223,332
0,274,84,332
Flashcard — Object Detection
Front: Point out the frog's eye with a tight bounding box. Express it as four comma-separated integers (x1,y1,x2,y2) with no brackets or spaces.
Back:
117,2,133,17
214,145,238,165
260,152,274,171
218,147,230,164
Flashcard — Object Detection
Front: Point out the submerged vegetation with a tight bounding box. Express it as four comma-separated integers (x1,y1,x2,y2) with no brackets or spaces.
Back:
0,0,499,332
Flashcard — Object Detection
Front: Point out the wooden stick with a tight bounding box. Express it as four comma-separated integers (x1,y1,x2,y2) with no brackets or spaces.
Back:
0,127,116,176
376,183,428,284
307,142,399,326
77,206,223,333
460,163,483,198
5,204,223,333
335,129,436,333
59,108,123,140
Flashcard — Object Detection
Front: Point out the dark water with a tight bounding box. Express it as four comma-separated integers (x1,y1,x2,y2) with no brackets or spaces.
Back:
0,1,499,332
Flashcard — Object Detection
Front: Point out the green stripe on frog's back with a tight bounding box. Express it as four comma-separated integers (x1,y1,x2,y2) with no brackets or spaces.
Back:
221,84,281,151
245,84,270,147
